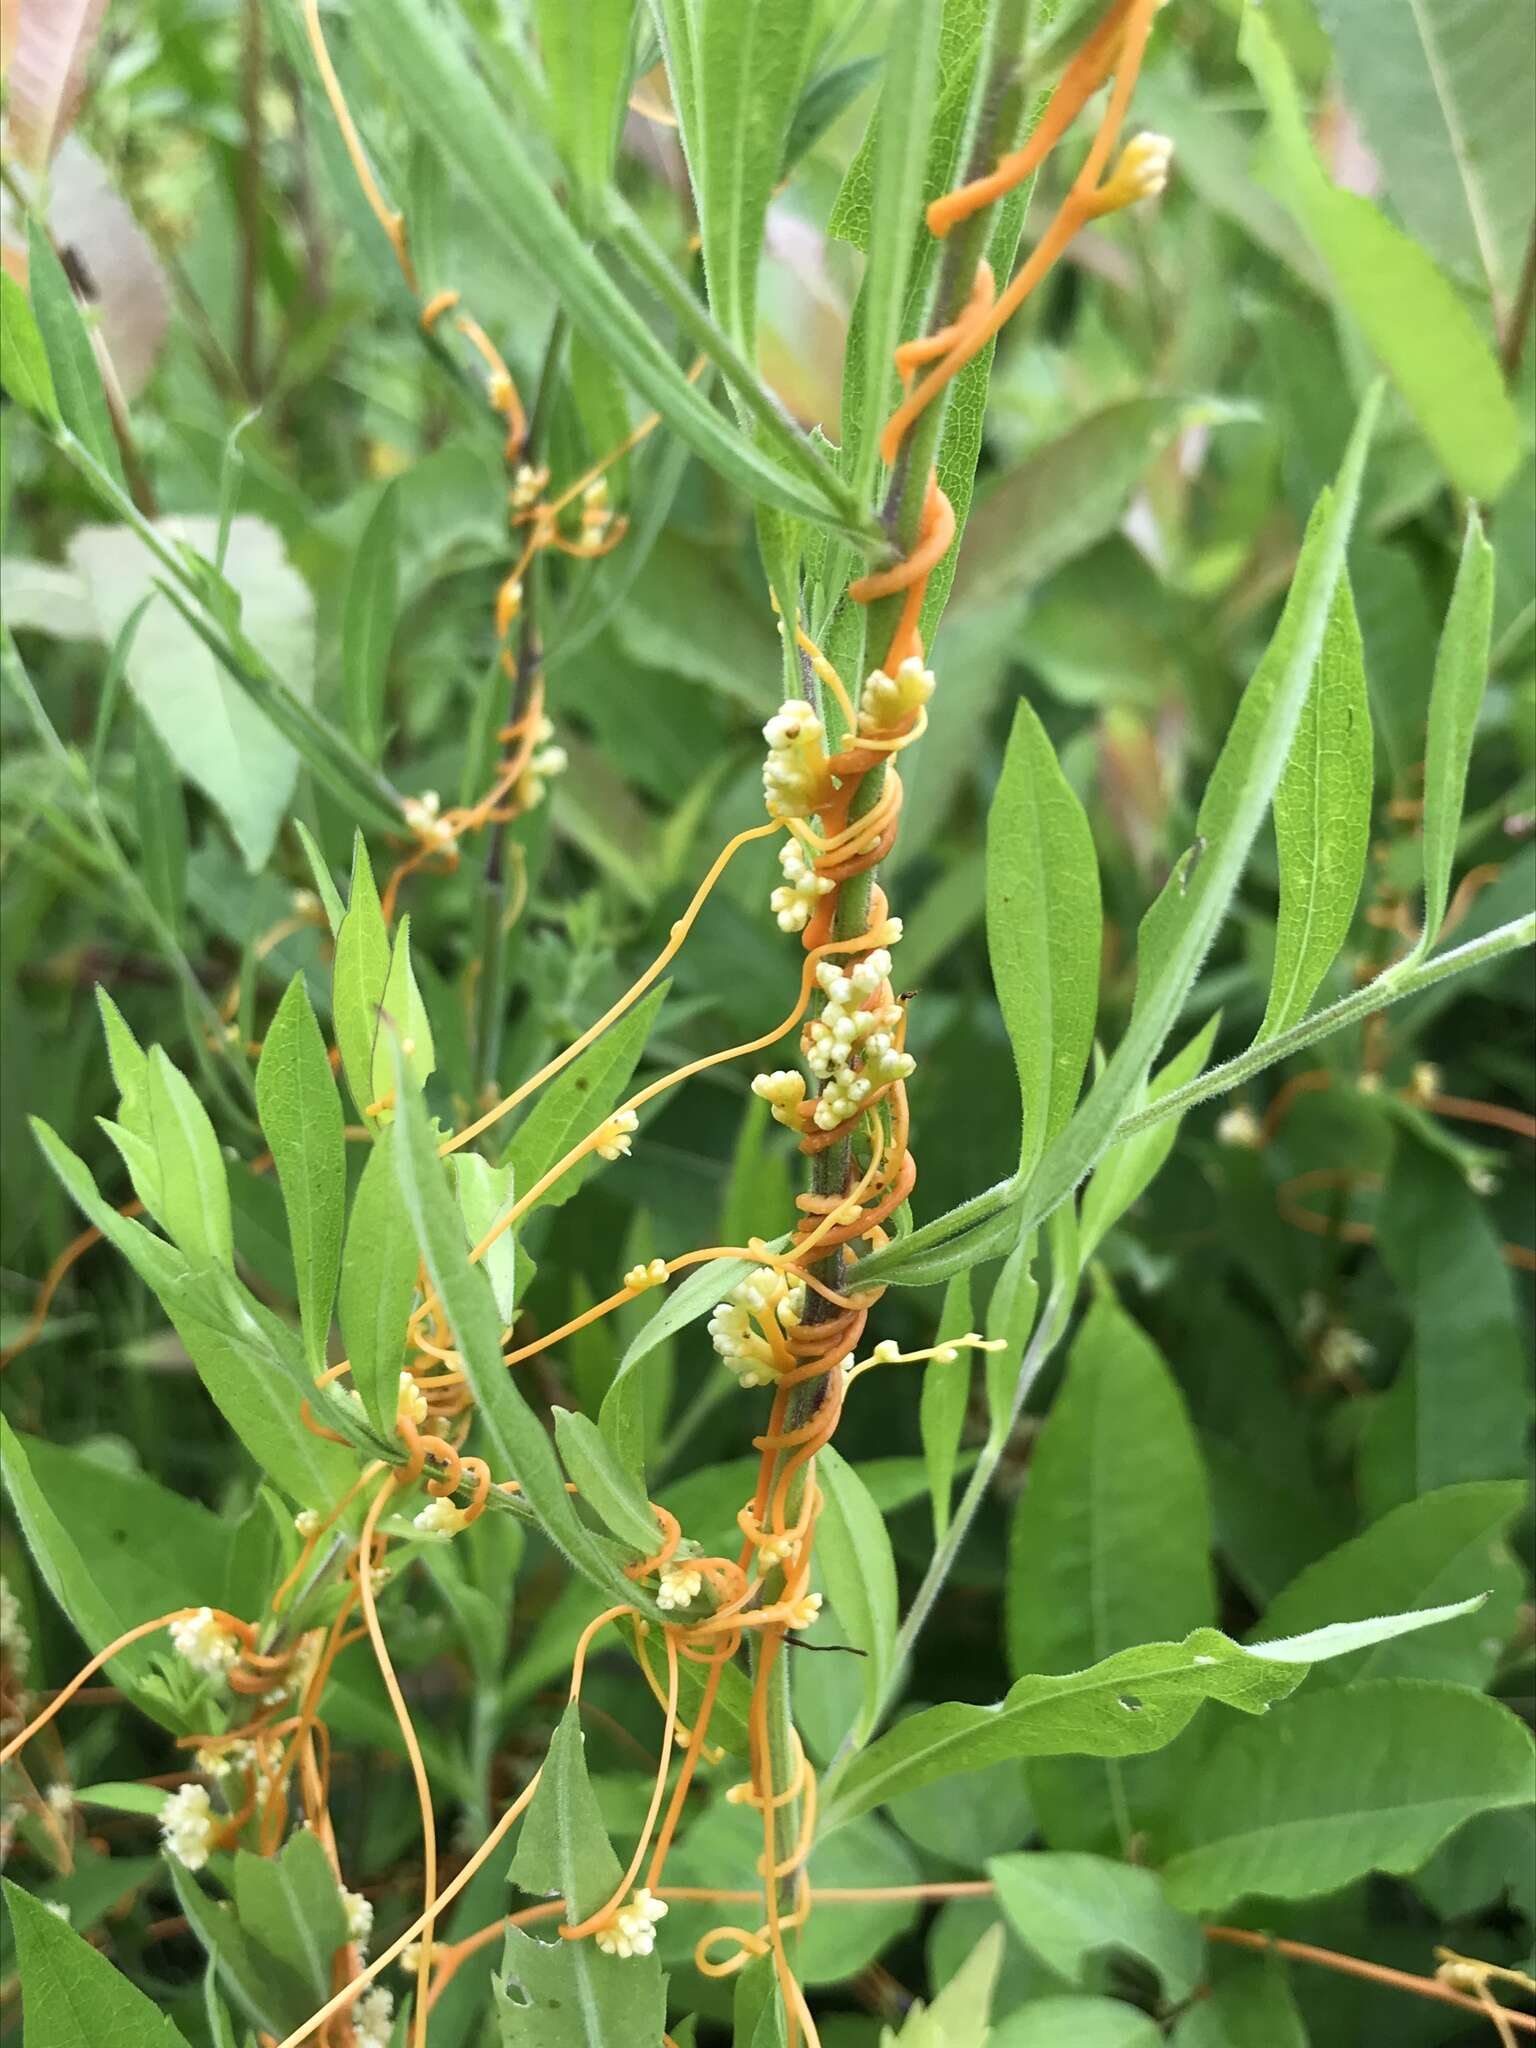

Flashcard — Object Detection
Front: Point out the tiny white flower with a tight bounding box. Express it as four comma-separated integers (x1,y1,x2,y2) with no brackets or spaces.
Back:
761,699,831,820
1318,1325,1375,1377
45,1784,73,1815
782,1591,822,1631
597,1109,639,1161
1216,1104,1263,1149
858,655,935,736
397,1371,429,1427
343,1888,374,1951
594,1888,668,1960
159,1782,215,1871
294,1509,323,1539
624,1258,669,1292
656,1559,705,1612
170,1608,242,1682
1409,1061,1442,1103
413,1497,470,1540
354,1986,396,2048
0,1577,29,1667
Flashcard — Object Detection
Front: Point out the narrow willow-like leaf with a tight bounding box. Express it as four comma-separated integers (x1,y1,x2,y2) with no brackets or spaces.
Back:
816,1443,899,1743
1162,1680,1536,1912
338,1128,418,1435
146,1048,233,1270
1417,510,1495,954
919,1271,974,1540
987,700,1102,1177
134,712,188,932
354,0,871,541
389,1044,629,1598
332,835,392,1124
552,1408,661,1555
369,913,436,1113
825,1604,1477,1829
7,1879,194,2048
657,0,816,364
26,214,123,488
498,1701,667,2043
1240,7,1518,501
0,268,58,419
503,982,666,1214
454,1151,518,1323
257,975,346,1374
1077,1016,1218,1265
535,0,634,209
1258,572,1372,1039
989,1854,1203,2001
341,481,399,764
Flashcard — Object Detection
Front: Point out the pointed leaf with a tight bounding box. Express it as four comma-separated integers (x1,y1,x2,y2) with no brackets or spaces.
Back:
1418,510,1494,952
257,974,347,1373
7,1879,193,2048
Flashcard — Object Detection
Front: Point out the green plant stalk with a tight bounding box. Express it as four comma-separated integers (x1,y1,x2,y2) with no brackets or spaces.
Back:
752,0,1037,1923
474,314,567,1095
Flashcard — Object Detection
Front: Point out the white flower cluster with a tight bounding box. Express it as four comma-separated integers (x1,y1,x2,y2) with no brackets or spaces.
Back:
1216,1104,1262,1149
858,656,935,737
403,789,454,849
761,700,831,820
517,715,569,810
782,1590,823,1631
413,1496,470,1540
159,1782,215,1870
769,834,835,933
170,1608,241,1682
1106,131,1174,207
397,1370,429,1427
624,1258,669,1292
751,1068,807,1130
597,1109,639,1161
0,1576,29,1672
343,1888,374,1952
510,462,547,514
656,1552,704,1612
802,949,913,1130
294,1508,323,1540
354,1987,396,2048
594,1887,668,1960
708,1267,805,1388
191,1738,259,1781
581,476,614,542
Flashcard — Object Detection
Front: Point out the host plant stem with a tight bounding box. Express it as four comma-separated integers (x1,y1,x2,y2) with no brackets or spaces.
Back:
753,0,1035,1918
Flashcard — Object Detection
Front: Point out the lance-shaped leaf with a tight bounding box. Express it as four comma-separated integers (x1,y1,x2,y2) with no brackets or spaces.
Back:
1161,1679,1536,1912
499,1700,668,2043
987,699,1102,1178
534,0,635,211
332,836,392,1124
1257,571,1373,1040
7,1879,194,2048
824,1602,1486,1830
257,974,346,1374
1417,511,1495,954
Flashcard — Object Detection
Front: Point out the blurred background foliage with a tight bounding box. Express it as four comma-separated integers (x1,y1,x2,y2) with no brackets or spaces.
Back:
0,0,1532,2041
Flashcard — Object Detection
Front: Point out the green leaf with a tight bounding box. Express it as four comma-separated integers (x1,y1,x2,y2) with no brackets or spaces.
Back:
826,1600,1478,1829
503,983,666,1215
1240,7,1519,501
1417,510,1494,952
370,913,437,1114
232,1832,347,2003
145,1048,234,1270
1006,1297,1213,1851
337,1126,420,1436
1258,572,1373,1039
835,0,943,504
332,835,393,1124
816,1442,899,1743
1368,1136,1529,1498
885,1925,1005,2047
988,1853,1203,2001
354,0,870,541
533,0,634,209
1169,1953,1307,2048
26,216,123,487
499,1700,666,2043
1161,1679,1536,1912
920,1271,974,1540
1006,1300,1214,1678
6,1879,193,2048
342,481,400,763
1014,392,1380,1249
1077,1018,1218,1265
390,1049,626,1595
169,1866,307,2034
257,974,347,1374
1315,0,1535,310
65,516,320,871
987,700,1102,1177
991,1998,1161,2048
134,712,188,933
552,1408,662,1555
294,820,346,936
1250,1482,1526,1690
0,268,59,420
455,1151,519,1323
658,0,817,361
